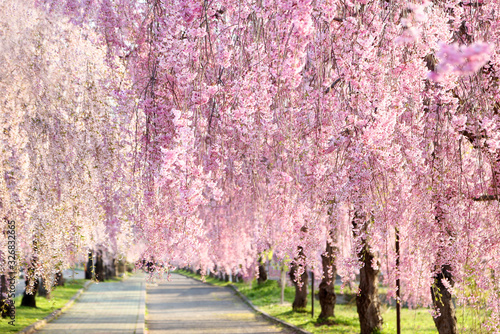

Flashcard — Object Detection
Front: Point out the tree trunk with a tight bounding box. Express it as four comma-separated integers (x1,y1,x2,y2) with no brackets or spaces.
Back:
55,271,65,286
110,258,117,278
0,275,13,318
117,259,125,275
258,258,268,284
38,277,49,298
21,274,38,307
353,211,383,334
290,247,308,311
105,260,116,280
85,251,93,279
95,251,105,282
357,243,383,334
120,260,126,274
280,264,286,304
22,241,39,308
318,238,337,320
432,199,458,334
431,265,457,334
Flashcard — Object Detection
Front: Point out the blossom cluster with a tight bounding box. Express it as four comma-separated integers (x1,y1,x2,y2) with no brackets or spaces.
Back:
4,0,500,328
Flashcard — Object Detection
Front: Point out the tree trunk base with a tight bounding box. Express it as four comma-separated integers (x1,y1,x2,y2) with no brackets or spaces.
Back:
290,248,308,312
38,278,50,298
21,277,39,308
318,280,336,319
85,251,94,280
0,275,14,318
431,265,457,334
95,252,105,282
319,235,337,320
55,271,65,286
258,263,268,285
356,248,383,334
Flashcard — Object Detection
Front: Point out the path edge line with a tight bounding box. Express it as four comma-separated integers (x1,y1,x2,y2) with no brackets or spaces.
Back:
135,279,146,334
175,271,311,334
16,280,93,334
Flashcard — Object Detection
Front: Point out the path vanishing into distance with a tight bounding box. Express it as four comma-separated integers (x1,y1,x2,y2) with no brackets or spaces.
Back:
29,271,290,334
146,273,292,334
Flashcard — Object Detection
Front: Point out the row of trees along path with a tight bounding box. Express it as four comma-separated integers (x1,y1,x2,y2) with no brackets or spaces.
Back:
2,1,500,333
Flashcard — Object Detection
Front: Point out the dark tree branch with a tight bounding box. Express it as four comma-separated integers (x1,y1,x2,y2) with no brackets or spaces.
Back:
473,194,499,202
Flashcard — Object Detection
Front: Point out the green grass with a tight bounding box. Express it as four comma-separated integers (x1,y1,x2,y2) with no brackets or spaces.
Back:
175,269,234,287
104,272,129,283
0,279,87,333
175,269,489,334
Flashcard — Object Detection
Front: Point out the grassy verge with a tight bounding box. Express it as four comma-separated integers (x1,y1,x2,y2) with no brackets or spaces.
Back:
175,269,235,287
105,272,129,283
0,278,87,333
175,269,489,334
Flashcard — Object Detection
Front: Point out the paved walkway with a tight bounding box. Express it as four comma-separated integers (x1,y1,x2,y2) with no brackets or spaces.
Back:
146,273,290,334
36,273,145,334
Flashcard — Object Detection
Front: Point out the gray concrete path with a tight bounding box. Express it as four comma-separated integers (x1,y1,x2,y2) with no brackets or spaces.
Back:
146,273,291,334
36,273,145,334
